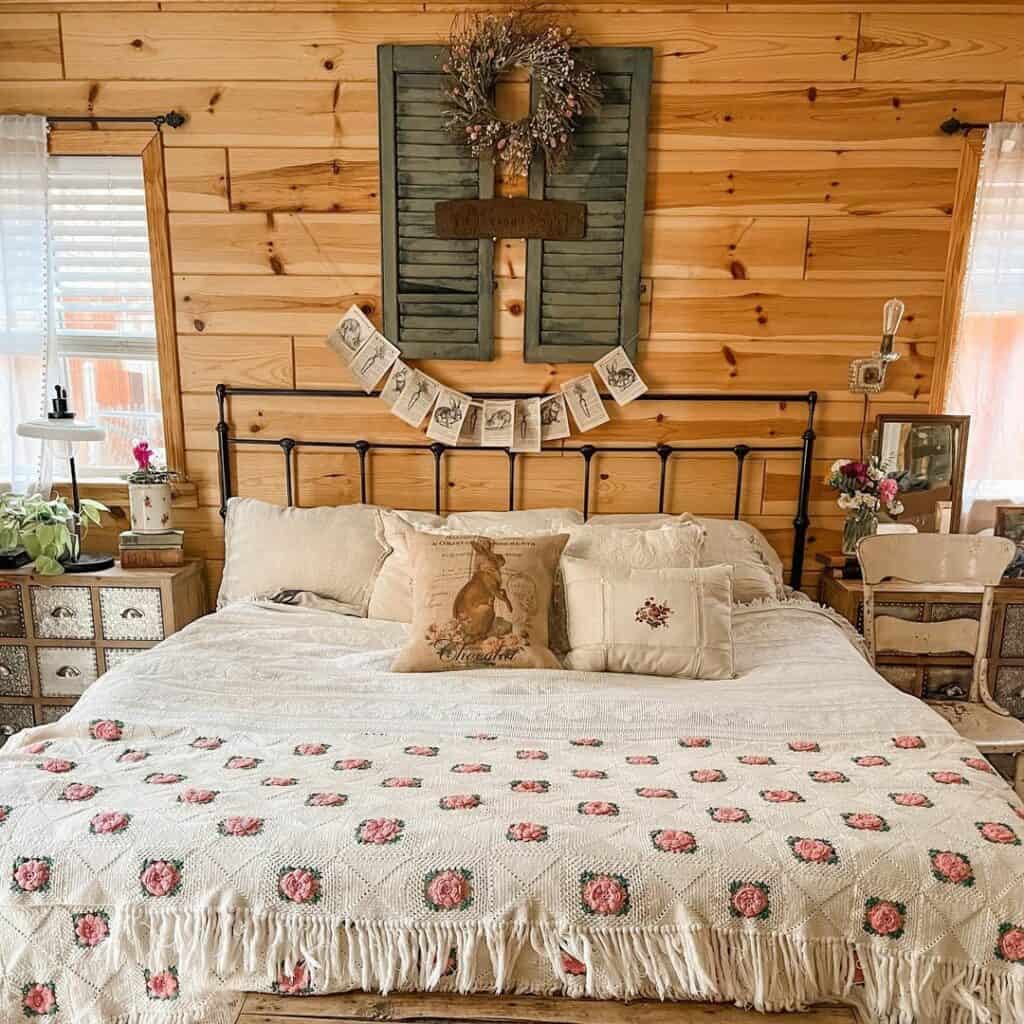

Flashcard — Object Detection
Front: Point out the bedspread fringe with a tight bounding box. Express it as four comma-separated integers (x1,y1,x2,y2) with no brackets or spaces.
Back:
111,906,1024,1024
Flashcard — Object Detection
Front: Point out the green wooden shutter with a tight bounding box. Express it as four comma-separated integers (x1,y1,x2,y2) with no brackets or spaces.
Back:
524,48,652,364
378,45,494,361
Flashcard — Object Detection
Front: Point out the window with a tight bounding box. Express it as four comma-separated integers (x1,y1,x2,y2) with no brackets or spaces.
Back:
47,155,163,477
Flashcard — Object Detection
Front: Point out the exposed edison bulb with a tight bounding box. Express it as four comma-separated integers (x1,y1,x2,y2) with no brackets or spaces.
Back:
880,298,904,361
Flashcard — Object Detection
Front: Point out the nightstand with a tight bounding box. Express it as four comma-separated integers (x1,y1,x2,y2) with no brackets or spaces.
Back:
0,560,206,745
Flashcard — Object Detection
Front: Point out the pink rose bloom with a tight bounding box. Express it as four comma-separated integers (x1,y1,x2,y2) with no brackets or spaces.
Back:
517,749,547,760
276,962,310,995
90,811,129,834
335,758,371,770
637,787,675,799
279,867,320,903
220,816,263,836
692,768,725,783
791,838,835,863
731,883,769,918
404,745,436,757
932,771,966,785
561,952,586,976
892,792,929,807
23,741,50,754
582,874,627,915
61,783,97,801
441,793,480,810
75,913,109,947
932,851,972,884
146,970,178,1000
963,756,994,774
845,812,886,831
191,736,222,750
507,822,547,842
739,755,772,765
146,773,182,785
999,926,1024,963
90,720,122,741
426,869,471,910
572,738,602,747
118,750,147,763
579,800,617,816
21,984,55,1016
383,777,419,788
452,763,489,773
679,736,710,748
263,776,297,787
41,758,73,773
892,735,924,749
762,789,801,803
811,770,847,783
295,743,328,756
653,829,696,853
512,780,547,793
14,859,50,892
359,818,403,844
712,806,748,823
879,477,898,504
979,822,1017,844
789,740,819,752
854,755,889,767
141,860,181,897
226,756,258,770
179,787,216,804
865,900,903,936
573,769,605,779
307,792,346,806
627,755,657,765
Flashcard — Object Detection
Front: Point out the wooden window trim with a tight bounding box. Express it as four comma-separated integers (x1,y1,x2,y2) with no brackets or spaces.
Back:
47,128,186,482
932,131,985,414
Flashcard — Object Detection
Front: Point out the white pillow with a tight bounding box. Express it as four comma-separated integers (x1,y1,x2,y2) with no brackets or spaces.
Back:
445,508,583,533
561,557,735,679
218,498,387,613
563,520,705,568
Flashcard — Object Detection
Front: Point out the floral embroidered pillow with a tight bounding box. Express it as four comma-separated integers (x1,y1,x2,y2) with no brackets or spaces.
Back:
392,532,568,672
560,557,735,679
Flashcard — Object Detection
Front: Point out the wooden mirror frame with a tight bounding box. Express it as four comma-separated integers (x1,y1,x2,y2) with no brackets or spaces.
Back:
873,413,970,534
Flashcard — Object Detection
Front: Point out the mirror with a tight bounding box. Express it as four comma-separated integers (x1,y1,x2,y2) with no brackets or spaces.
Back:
873,414,970,533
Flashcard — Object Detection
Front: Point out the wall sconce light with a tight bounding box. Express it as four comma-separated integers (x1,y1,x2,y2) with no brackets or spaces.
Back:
849,298,905,394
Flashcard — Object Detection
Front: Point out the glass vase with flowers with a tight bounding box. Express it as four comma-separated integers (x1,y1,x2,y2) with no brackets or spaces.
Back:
826,457,905,555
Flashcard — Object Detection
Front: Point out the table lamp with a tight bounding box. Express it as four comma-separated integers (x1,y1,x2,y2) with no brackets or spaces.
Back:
16,386,114,573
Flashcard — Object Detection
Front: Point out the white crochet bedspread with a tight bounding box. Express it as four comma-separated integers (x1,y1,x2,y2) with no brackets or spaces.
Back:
0,599,1022,1024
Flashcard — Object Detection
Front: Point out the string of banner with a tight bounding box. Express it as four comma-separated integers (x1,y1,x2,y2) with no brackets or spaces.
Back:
326,305,649,453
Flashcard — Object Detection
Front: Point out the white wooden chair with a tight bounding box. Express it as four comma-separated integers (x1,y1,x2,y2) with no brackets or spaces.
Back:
857,533,1024,798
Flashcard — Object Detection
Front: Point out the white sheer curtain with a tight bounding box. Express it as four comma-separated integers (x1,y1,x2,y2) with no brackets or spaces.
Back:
945,122,1024,517
0,114,52,495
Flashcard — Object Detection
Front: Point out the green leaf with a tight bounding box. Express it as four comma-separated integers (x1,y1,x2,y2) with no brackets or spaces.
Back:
33,555,64,576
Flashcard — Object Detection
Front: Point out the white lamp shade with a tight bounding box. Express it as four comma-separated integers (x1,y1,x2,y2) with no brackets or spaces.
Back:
17,418,106,442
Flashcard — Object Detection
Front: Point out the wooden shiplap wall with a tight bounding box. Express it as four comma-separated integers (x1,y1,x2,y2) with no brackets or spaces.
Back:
1,0,1019,602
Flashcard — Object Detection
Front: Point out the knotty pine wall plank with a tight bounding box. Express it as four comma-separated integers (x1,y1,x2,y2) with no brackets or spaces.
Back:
0,15,62,79
805,217,950,280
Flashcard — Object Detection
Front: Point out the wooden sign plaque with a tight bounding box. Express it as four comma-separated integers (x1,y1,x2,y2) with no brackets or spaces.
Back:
435,197,586,240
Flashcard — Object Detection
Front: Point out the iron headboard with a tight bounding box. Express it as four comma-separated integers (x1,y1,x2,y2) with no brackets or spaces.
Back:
215,386,818,590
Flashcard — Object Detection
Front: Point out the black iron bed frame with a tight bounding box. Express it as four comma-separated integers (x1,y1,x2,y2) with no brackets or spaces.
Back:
215,386,818,590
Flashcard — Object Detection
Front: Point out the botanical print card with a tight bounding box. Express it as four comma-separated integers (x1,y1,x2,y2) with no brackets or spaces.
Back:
459,402,483,446
594,346,648,406
561,374,609,432
326,304,376,363
481,399,515,448
349,331,400,393
539,393,570,441
380,359,411,409
511,397,542,453
391,370,440,428
426,388,472,445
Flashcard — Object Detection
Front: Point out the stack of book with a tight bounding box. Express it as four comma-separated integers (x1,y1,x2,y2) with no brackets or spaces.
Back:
119,530,185,569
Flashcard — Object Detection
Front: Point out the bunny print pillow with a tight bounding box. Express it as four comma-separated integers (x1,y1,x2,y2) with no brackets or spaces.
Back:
391,531,568,672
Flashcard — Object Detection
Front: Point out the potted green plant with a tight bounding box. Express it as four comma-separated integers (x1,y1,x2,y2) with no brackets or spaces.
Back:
126,441,175,534
0,492,108,576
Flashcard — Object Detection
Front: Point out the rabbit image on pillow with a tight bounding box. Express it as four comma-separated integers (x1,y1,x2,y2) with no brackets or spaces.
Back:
453,538,512,641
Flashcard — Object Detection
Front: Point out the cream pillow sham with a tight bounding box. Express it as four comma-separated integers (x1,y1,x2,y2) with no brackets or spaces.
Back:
560,557,735,679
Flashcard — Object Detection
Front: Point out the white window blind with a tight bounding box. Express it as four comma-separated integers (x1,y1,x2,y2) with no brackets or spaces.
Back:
47,155,156,359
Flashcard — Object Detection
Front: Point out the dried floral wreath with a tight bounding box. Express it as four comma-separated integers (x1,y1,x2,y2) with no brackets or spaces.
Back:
441,12,603,179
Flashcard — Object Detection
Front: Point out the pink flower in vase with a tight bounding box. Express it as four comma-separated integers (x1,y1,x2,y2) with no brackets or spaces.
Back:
133,441,154,471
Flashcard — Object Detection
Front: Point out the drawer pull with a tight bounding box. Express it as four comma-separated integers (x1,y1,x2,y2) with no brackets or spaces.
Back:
50,605,75,619
0,607,11,618
1,725,14,738
121,607,145,620
55,665,81,679
0,664,10,678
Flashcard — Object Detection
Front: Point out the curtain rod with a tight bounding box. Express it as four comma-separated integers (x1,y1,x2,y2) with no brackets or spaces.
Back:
47,111,186,129
940,117,988,135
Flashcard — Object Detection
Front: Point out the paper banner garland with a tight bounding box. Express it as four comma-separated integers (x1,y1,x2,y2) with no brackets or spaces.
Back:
326,306,647,446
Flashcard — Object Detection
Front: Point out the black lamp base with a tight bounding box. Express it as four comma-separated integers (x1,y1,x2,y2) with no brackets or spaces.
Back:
62,552,115,573
0,549,31,570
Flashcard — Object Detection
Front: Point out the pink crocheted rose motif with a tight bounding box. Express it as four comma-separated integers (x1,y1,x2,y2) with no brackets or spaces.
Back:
517,749,548,761
761,789,803,804
636,787,676,799
788,740,820,753
178,787,217,804
404,745,438,757
787,837,838,865
72,911,109,947
578,800,618,817
274,961,312,996
357,818,404,845
89,719,123,742
21,982,57,1018
889,791,931,808
709,806,751,823
145,773,184,785
507,822,548,843
306,792,347,807
852,755,889,768
218,816,264,837
140,859,183,898
23,741,50,755
691,768,726,783
60,783,98,802
12,857,51,893
977,821,1020,845
334,758,371,771
452,763,490,774
738,755,774,766
118,749,147,763
626,755,658,765
424,868,472,911
961,756,994,774
225,756,260,770
679,736,710,748
145,967,179,1001
511,780,549,793
930,770,967,785
295,743,330,756
262,777,297,787
996,923,1024,963
573,769,606,779
40,758,74,774
810,770,848,783
842,812,889,832
571,738,603,747
581,872,630,916
440,793,481,810
863,898,905,939
89,811,130,835
561,952,586,976
930,850,974,887
190,736,223,750
0,804,9,825
382,777,421,788
729,882,770,920
892,735,924,749
651,829,697,854
278,866,321,904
